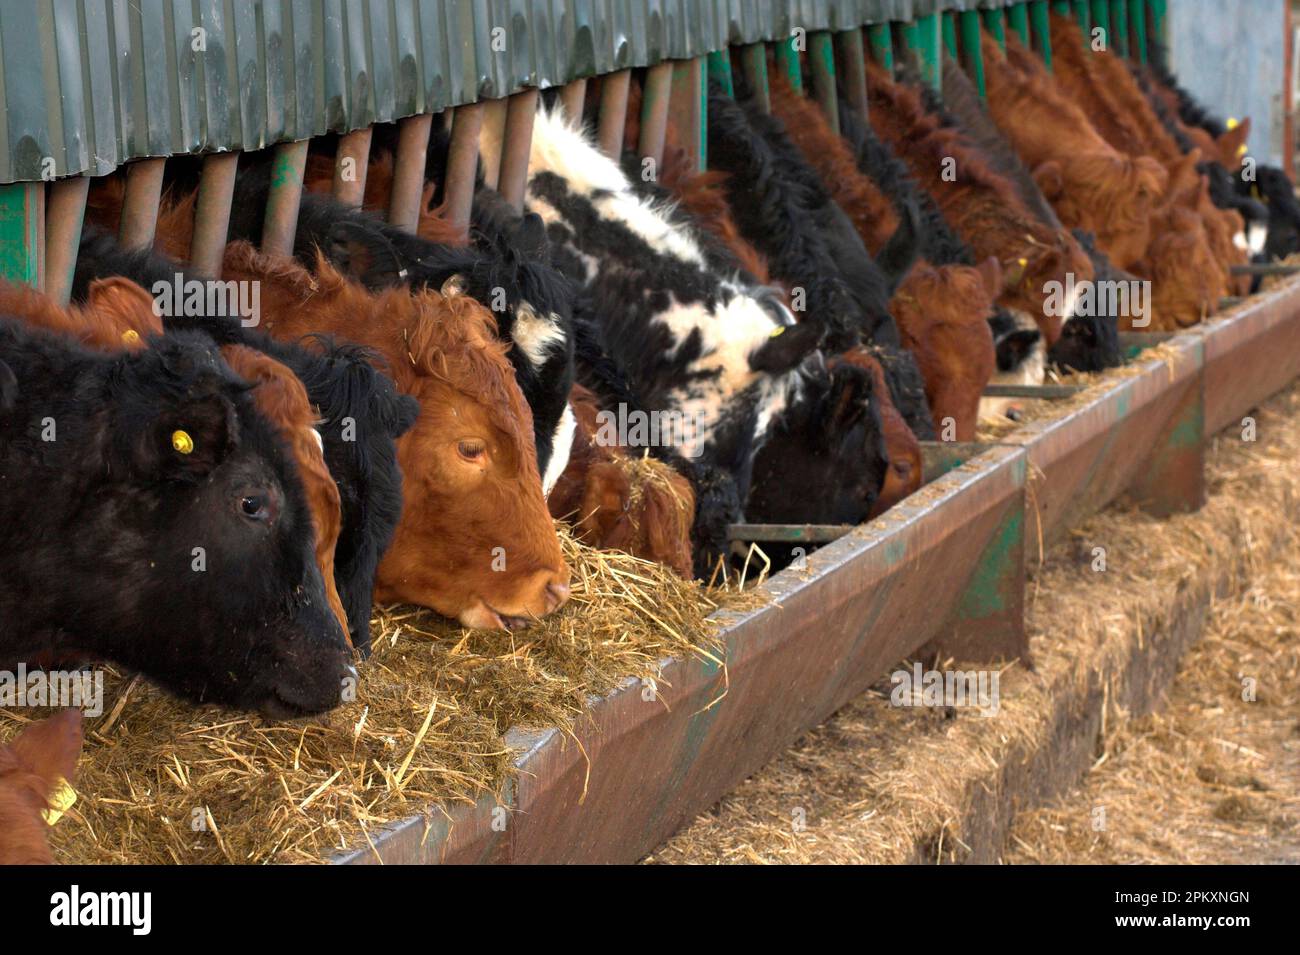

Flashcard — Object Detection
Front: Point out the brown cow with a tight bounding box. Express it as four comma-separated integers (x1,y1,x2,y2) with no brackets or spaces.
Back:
217,241,570,629
864,62,1093,345
982,33,1166,272
0,279,353,639
832,348,924,515
548,385,695,578
768,74,996,440
0,709,83,865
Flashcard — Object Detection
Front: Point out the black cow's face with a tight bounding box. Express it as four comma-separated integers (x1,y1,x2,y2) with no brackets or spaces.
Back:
745,361,887,532
1048,311,1121,374
94,336,355,715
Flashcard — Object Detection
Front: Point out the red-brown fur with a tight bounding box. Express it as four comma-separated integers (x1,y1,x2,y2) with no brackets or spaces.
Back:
215,240,570,629
982,34,1166,271
547,385,695,578
769,74,996,439
0,280,353,639
0,709,83,865
864,62,1093,344
833,349,923,514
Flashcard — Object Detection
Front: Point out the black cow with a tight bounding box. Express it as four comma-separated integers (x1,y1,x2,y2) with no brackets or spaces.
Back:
0,319,354,714
72,229,420,653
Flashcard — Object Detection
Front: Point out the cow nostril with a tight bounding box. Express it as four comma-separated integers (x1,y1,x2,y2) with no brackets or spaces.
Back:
547,581,571,609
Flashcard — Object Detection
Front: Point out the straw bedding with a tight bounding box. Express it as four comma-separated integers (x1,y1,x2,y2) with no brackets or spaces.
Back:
0,530,746,864
645,378,1300,864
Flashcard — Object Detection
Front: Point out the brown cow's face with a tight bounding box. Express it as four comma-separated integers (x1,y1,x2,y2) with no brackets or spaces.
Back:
0,709,83,865
376,373,570,629
1138,207,1223,330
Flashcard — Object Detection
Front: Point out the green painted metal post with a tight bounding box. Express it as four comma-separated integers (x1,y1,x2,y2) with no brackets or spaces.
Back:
1147,0,1167,47
740,43,771,113
902,12,943,92
706,50,734,97
1128,0,1148,64
1052,0,1072,14
1030,0,1054,68
669,58,706,173
0,183,43,287
1075,0,1092,40
808,31,839,134
1090,1,1111,51
44,177,88,304
943,11,959,59
983,7,1007,50
775,31,803,92
1008,4,1031,46
835,28,870,119
1110,0,1129,57
959,11,987,97
866,22,893,70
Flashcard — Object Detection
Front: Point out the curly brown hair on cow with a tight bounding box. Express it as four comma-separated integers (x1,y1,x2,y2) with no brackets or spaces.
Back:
217,241,571,631
548,385,695,579
981,33,1165,272
863,62,1090,344
0,709,83,865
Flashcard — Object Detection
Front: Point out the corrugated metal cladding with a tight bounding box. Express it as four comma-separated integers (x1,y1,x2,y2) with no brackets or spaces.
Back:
0,0,1017,184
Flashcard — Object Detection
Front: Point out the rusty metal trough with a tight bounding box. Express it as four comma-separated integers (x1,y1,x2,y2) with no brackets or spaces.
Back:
332,281,1300,865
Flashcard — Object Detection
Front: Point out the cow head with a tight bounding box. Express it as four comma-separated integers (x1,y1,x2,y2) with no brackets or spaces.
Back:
746,359,887,527
1034,153,1166,270
0,709,83,865
95,332,354,714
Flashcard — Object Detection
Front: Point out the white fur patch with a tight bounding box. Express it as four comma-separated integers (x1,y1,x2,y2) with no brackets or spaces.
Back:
512,304,567,371
980,336,1046,423
1248,221,1267,256
310,428,324,454
541,404,576,497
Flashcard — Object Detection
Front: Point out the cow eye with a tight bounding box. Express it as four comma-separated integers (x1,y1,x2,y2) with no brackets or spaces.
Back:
457,440,486,461
238,494,271,522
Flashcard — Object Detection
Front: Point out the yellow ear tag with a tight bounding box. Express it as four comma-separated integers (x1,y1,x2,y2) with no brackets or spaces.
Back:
41,777,77,826
1226,116,1239,130
769,325,785,337
1238,144,1248,158
120,329,141,346
172,430,194,455
1017,257,1028,267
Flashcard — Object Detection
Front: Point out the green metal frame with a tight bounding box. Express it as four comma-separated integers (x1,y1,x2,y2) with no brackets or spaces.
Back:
943,11,959,59
866,22,893,70
706,50,734,97
1030,1,1053,69
1073,0,1092,39
959,11,987,97
775,31,803,92
740,43,771,113
1109,0,1130,57
1128,0,1148,64
1008,3,1031,46
901,13,943,92
808,31,839,134
1090,0,1111,50
0,183,42,286
982,6,1008,51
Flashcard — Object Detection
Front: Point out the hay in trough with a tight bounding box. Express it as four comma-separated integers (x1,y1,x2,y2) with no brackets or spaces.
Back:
0,528,747,864
646,379,1300,864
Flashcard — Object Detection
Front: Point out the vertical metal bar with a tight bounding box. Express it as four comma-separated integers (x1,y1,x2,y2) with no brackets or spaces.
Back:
1051,0,1072,14
1090,0,1111,51
639,62,675,169
332,128,373,209
943,12,959,59
388,113,434,234
835,28,869,119
902,12,943,92
983,7,1007,51
668,58,705,174
478,97,508,190
498,89,539,212
808,31,839,134
597,69,632,159
261,140,309,259
706,50,734,96
1109,0,1129,58
118,158,166,251
1074,0,1092,40
959,11,987,98
1008,3,1031,46
1128,0,1148,64
559,79,587,121
188,152,239,279
866,22,894,70
775,31,802,91
741,43,771,112
1030,1,1054,69
445,103,484,236
1146,0,1167,54
0,183,44,288
44,177,89,304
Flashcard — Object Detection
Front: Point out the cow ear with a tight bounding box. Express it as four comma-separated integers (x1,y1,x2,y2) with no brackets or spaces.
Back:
1217,118,1251,167
975,256,1003,299
511,213,549,260
85,277,160,346
325,221,404,286
8,709,83,792
386,392,422,438
823,363,873,434
748,322,824,373
0,359,16,414
140,389,240,481
1032,161,1064,200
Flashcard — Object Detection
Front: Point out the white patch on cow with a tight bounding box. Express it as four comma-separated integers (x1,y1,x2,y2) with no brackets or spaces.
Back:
512,304,566,371
1061,278,1082,325
1248,221,1267,255
1233,229,1249,252
980,336,1046,424
310,427,324,454
541,404,576,497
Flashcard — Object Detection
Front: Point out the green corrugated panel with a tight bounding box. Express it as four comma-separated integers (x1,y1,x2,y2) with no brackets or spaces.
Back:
0,0,1023,184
